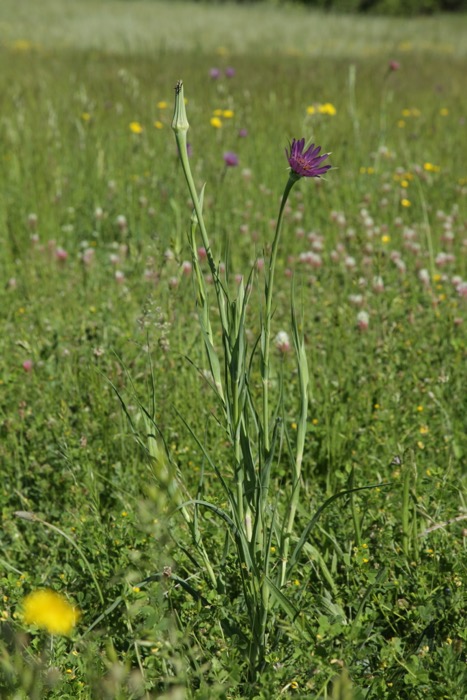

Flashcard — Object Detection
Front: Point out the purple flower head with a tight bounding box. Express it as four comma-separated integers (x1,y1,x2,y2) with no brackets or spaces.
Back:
225,67,235,78
389,60,400,71
210,68,220,79
223,151,239,167
286,138,331,178
238,128,248,138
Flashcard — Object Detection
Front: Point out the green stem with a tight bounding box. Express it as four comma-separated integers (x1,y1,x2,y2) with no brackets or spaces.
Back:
401,464,411,558
253,175,298,663
173,122,230,364
262,175,298,453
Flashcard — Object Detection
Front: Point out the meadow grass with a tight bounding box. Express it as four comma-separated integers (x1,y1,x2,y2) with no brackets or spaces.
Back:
0,1,467,698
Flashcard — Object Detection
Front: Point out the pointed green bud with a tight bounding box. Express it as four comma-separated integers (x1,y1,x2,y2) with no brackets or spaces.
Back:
172,80,189,134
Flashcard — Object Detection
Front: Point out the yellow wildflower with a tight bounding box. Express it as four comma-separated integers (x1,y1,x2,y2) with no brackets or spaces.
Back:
157,101,167,109
12,39,32,52
439,108,449,116
153,121,163,129
222,109,234,118
210,117,222,128
319,102,337,116
401,198,411,207
22,589,80,635
81,112,91,122
129,121,143,134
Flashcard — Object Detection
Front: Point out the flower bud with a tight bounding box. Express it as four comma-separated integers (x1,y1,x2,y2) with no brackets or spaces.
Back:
171,80,189,135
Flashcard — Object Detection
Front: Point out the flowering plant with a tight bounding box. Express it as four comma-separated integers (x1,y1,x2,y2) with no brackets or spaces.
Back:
168,79,335,678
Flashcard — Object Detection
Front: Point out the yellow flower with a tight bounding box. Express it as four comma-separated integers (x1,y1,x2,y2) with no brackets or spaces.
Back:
397,120,406,128
210,117,222,128
129,121,143,134
153,121,163,129
319,102,337,116
12,39,32,52
400,179,409,188
22,590,80,635
381,235,391,244
81,112,91,122
401,198,411,207
439,108,449,116
222,109,234,118
157,101,167,109
306,105,316,115
423,162,440,173
213,109,223,116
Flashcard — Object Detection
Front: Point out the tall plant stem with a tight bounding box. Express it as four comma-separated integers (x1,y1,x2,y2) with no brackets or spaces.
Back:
262,175,298,453
172,85,230,356
279,320,308,587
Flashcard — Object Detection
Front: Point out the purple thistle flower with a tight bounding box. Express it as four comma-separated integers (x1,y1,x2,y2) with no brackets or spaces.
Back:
238,128,248,138
286,138,331,178
209,68,220,79
223,151,239,167
225,67,235,78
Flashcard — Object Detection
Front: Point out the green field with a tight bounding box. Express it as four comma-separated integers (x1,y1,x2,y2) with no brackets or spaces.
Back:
1,1,467,698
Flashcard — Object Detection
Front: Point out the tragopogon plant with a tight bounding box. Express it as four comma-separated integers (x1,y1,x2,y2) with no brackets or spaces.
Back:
171,79,331,680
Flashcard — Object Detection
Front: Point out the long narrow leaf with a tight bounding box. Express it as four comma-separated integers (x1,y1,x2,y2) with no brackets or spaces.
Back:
287,483,390,576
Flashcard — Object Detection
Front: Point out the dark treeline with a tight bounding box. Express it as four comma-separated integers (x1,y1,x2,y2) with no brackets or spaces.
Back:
189,0,467,15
